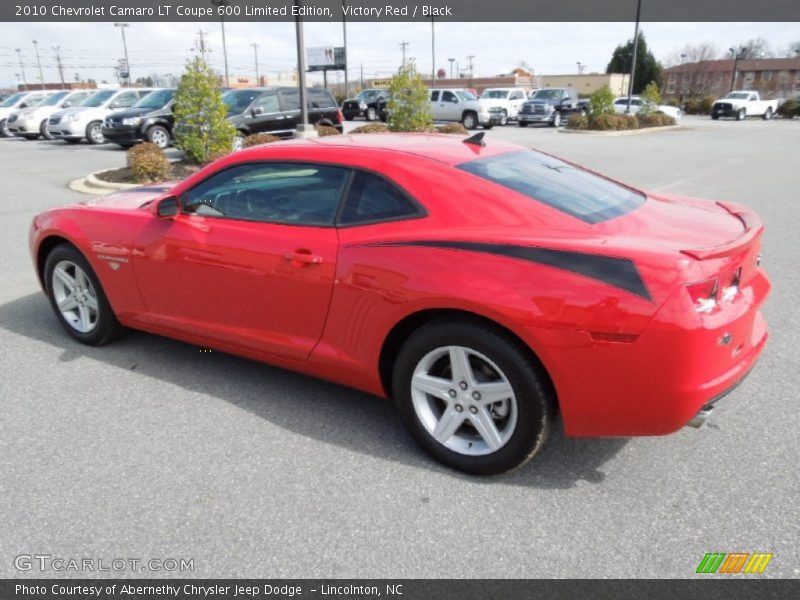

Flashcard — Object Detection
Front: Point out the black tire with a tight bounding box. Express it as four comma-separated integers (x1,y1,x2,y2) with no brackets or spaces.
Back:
0,119,10,137
736,108,746,121
44,243,124,346
763,108,773,120
711,113,720,120
343,112,356,121
40,119,54,140
145,125,171,149
499,110,508,126
518,121,528,127
461,111,478,130
64,138,81,144
393,319,556,475
549,111,562,127
116,142,136,149
366,107,377,122
86,121,105,144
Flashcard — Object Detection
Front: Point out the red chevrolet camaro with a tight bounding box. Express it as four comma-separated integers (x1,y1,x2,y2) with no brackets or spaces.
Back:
30,133,770,474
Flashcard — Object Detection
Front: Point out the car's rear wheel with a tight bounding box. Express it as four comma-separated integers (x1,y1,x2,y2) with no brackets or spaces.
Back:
461,112,478,130
86,121,105,144
0,119,10,137
40,119,54,140
393,320,555,475
146,125,170,148
44,244,124,346
550,111,562,127
763,107,773,120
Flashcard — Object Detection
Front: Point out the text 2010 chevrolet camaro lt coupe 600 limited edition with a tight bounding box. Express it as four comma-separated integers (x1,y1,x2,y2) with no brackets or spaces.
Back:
30,133,770,474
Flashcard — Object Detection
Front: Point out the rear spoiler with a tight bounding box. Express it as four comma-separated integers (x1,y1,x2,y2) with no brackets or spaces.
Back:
680,201,762,260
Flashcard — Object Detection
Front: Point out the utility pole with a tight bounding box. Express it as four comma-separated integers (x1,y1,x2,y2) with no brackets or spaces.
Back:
52,46,65,88
399,41,409,67
113,22,131,86
431,17,436,85
448,58,455,79
466,54,475,83
211,1,231,87
197,30,208,58
729,47,742,92
342,0,348,98
252,43,260,85
576,61,583,75
33,40,44,86
360,63,364,88
294,0,311,135
15,49,28,90
625,0,642,113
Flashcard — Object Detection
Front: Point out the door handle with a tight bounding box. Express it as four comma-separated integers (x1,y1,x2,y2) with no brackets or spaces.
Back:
284,250,323,265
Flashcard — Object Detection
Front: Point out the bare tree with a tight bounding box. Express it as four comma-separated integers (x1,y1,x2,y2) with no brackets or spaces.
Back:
665,42,719,67
665,42,720,97
734,37,772,59
782,40,800,57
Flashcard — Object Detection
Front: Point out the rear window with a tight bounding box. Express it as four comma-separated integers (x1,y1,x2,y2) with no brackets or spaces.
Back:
457,150,645,224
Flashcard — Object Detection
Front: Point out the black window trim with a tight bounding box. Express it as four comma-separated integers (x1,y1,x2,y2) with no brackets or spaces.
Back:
177,159,429,229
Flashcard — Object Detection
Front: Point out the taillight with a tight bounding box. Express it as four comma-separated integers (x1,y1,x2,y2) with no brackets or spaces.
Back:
687,278,719,313
336,109,343,124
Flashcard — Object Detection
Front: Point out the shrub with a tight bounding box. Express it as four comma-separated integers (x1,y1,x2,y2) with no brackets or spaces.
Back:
683,96,715,115
589,85,616,117
436,122,470,135
566,114,589,130
126,143,171,183
242,133,282,148
640,81,663,115
350,123,390,134
777,99,799,118
589,114,622,130
315,124,341,137
173,56,238,164
620,114,639,130
387,63,434,132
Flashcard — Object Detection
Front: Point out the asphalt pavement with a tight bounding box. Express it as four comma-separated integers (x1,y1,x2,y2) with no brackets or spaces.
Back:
0,116,798,578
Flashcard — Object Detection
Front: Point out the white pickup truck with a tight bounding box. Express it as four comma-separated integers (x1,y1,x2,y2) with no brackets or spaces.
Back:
711,91,779,121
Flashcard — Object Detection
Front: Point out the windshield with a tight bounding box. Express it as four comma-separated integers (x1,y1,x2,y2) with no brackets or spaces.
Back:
532,89,563,101
481,90,510,99
40,91,70,106
356,89,382,101
456,90,477,101
458,150,645,224
81,90,116,107
725,92,751,99
135,89,175,109
1,93,26,107
223,89,261,115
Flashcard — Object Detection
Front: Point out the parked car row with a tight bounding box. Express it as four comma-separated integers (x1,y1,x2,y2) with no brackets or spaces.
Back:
1,85,344,150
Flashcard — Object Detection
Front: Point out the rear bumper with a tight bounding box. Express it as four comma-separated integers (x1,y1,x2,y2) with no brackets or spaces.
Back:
522,268,771,437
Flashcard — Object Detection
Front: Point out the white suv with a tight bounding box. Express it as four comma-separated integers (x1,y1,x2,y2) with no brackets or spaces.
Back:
479,87,528,125
47,88,153,144
430,89,502,130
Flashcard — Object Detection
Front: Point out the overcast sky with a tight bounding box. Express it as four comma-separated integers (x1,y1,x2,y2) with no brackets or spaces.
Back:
1,21,798,88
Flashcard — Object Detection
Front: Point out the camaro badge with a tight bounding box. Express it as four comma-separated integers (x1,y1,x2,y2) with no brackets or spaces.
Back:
718,332,734,346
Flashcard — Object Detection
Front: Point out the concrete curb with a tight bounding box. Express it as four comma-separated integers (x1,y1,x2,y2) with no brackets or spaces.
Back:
559,124,683,136
69,168,140,196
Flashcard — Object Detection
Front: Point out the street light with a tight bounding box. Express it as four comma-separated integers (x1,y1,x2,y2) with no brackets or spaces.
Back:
576,61,583,75
15,49,28,90
211,1,230,88
33,40,44,86
294,0,312,136
252,43,259,85
342,1,349,99
448,58,455,79
729,47,743,92
625,0,642,114
113,23,131,86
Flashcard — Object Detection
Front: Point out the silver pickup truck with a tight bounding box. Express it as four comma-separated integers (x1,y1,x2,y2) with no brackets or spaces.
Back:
429,88,502,130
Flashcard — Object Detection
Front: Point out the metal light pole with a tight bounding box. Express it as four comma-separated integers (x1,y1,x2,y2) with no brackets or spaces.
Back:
52,46,65,88
625,0,642,113
729,47,742,92
15,49,28,90
113,23,131,85
448,58,455,79
576,61,582,74
342,0,348,98
33,40,44,86
210,1,231,87
294,0,312,135
431,17,436,85
252,43,260,85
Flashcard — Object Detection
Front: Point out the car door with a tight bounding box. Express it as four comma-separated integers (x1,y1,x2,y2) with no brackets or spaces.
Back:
508,90,525,117
278,88,302,130
440,91,460,121
109,90,140,113
429,90,441,119
132,161,350,360
246,91,284,133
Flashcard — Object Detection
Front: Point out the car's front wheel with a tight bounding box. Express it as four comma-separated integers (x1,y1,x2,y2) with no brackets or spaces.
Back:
40,119,54,140
499,110,508,126
146,125,170,148
461,112,478,130
44,244,124,345
366,107,377,121
0,119,10,137
393,320,555,475
86,121,105,144
550,111,562,127
736,108,746,121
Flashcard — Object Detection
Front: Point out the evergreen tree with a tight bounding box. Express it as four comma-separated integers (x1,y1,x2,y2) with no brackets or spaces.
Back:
606,32,663,95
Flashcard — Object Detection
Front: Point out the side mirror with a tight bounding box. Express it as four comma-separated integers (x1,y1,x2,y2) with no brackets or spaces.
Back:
19,103,28,109
251,106,264,117
63,101,72,108
153,196,180,218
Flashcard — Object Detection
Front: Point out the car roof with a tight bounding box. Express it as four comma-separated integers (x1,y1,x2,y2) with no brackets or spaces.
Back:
239,132,523,167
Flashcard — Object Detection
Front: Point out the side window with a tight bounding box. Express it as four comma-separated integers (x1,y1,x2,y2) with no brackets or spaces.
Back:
182,163,350,226
339,171,422,226
114,92,139,107
308,88,335,108
279,89,301,111
430,91,440,102
253,93,280,113
442,91,457,103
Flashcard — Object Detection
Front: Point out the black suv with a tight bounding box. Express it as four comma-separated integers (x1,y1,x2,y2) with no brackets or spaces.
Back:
342,88,390,121
102,88,176,149
225,87,343,138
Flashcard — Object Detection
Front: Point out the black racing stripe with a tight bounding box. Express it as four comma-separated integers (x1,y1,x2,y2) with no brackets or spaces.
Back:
369,240,652,301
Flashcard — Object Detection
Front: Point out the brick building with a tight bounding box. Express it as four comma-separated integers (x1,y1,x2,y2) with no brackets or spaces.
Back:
663,57,800,100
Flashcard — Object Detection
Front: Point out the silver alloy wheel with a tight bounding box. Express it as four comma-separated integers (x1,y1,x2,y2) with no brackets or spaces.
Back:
410,345,518,456
500,110,508,126
366,107,377,121
462,113,476,129
552,111,561,127
52,260,99,333
89,123,104,144
150,127,169,148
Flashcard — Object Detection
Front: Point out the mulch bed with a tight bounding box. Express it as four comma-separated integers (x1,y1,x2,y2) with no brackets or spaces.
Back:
95,160,202,184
